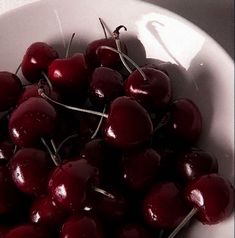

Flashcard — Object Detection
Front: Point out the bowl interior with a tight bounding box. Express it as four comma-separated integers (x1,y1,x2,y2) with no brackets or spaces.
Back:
0,0,233,237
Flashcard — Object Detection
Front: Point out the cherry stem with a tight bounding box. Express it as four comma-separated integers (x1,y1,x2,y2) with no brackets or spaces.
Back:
15,63,22,75
56,134,79,154
90,105,106,139
113,25,132,73
38,88,109,118
99,18,108,39
93,187,115,199
168,207,198,238
98,18,112,37
98,46,147,81
41,71,53,92
159,230,164,238
40,138,60,167
65,32,76,58
50,139,57,153
13,145,18,154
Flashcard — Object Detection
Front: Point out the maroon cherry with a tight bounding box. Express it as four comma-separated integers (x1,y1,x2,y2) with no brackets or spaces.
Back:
118,224,154,238
125,67,171,110
0,72,22,111
60,215,103,238
103,96,153,149
9,97,57,147
177,148,218,181
122,148,161,191
89,66,124,106
10,148,53,196
169,174,234,238
30,195,67,229
0,165,20,215
166,98,202,144
5,224,51,238
21,42,59,83
185,174,234,224
48,53,88,93
48,158,99,213
17,84,60,105
85,37,127,69
0,140,14,162
143,182,189,229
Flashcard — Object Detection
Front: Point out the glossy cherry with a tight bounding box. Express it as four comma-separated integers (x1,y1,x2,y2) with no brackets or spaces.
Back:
17,84,60,105
164,98,202,145
48,53,88,93
5,224,51,238
9,97,57,147
89,66,124,106
143,182,189,229
103,96,153,149
48,158,99,213
185,173,234,224
0,165,20,215
21,42,59,83
0,72,22,111
125,67,171,110
118,224,154,238
30,195,67,229
10,148,53,196
60,215,103,238
177,148,218,181
0,140,14,162
85,37,127,69
122,148,161,190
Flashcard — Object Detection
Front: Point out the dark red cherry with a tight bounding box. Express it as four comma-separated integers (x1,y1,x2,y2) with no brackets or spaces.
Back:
0,140,14,162
118,224,154,238
122,148,161,191
48,53,88,93
91,189,127,221
164,98,202,145
177,148,218,181
143,182,189,229
89,66,124,106
17,84,60,105
0,165,20,215
60,215,103,238
30,195,67,229
85,37,127,69
5,224,51,238
125,67,171,110
21,42,59,83
9,97,57,147
0,225,9,238
48,158,99,213
185,174,234,224
103,96,153,149
10,148,53,196
0,72,22,111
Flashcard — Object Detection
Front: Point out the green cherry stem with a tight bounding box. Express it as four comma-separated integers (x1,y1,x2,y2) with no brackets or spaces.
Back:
65,32,76,58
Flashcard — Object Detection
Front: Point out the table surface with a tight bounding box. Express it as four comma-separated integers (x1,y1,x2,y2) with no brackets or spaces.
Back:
0,0,234,59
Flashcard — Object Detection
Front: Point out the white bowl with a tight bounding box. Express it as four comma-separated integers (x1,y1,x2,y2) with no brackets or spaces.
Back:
0,0,233,237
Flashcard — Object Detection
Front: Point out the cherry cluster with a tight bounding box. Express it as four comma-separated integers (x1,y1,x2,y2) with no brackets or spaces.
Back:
0,21,234,238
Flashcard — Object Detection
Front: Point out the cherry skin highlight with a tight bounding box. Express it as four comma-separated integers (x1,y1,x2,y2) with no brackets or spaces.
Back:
48,158,99,213
103,96,153,149
21,42,58,83
0,72,22,112
10,148,53,196
185,173,234,224
143,182,189,229
125,67,171,110
9,97,57,147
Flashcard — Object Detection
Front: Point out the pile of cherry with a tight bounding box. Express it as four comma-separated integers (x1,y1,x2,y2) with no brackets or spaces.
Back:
0,21,234,238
